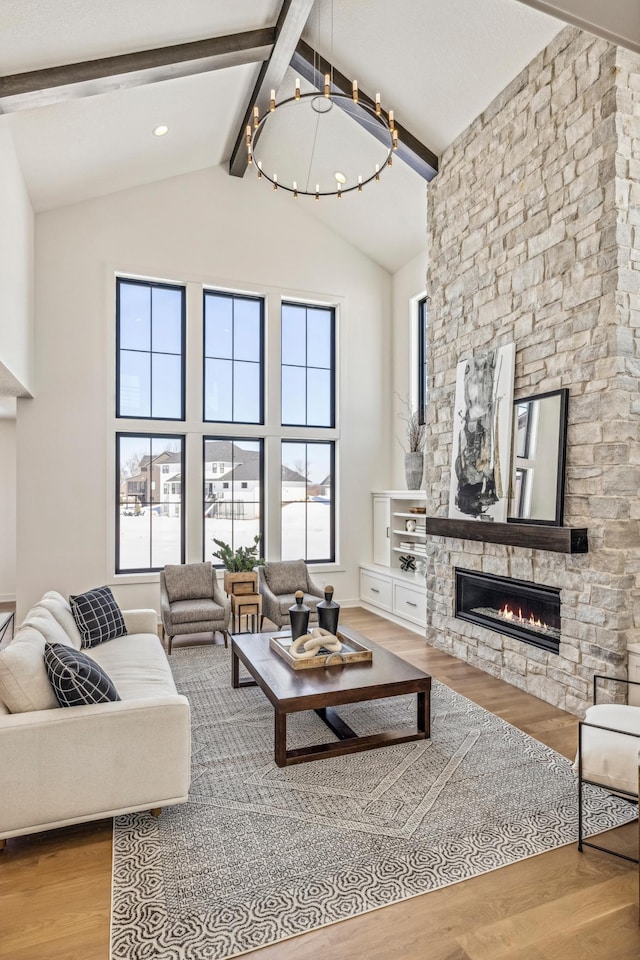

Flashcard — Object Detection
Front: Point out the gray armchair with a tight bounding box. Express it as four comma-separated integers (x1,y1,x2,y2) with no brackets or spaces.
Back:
160,562,230,654
256,559,324,629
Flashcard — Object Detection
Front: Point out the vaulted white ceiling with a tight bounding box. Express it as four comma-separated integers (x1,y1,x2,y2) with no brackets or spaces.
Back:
0,0,564,272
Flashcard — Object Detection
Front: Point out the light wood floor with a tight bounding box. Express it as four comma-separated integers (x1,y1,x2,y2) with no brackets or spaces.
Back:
0,607,638,960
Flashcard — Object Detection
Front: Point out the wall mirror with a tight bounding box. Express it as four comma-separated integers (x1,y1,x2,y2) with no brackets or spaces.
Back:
507,388,568,526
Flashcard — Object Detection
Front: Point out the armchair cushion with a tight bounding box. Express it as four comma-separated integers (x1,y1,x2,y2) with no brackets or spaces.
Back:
169,598,226,625
263,559,309,595
273,593,322,619
575,703,640,794
164,562,212,602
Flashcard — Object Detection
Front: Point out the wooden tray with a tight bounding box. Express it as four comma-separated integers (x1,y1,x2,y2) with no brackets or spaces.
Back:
269,629,373,670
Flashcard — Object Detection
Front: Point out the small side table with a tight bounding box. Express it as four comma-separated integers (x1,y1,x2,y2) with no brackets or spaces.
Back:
231,593,263,634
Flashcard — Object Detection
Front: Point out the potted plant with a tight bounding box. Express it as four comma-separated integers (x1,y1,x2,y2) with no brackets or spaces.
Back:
396,394,426,490
212,535,265,595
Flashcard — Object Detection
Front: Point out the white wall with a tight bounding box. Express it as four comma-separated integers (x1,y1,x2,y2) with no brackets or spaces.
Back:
0,129,34,396
17,164,392,617
390,249,428,489
0,419,16,601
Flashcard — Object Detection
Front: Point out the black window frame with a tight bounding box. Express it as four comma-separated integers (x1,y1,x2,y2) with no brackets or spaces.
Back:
281,302,336,429
115,431,185,574
281,439,335,564
417,296,428,426
203,436,265,565
202,290,265,426
116,277,186,422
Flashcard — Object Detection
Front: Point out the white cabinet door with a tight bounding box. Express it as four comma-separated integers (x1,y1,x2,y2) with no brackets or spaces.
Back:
372,496,391,567
393,581,427,627
360,569,393,611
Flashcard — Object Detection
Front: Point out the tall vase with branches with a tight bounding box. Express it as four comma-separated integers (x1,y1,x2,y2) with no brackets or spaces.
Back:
396,394,426,490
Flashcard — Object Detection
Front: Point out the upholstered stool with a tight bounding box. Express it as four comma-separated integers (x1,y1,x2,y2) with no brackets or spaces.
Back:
231,593,263,634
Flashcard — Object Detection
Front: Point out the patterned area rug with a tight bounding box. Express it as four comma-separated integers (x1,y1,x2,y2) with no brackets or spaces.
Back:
111,644,635,959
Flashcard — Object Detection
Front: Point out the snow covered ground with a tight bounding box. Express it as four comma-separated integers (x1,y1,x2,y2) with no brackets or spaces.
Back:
118,501,331,569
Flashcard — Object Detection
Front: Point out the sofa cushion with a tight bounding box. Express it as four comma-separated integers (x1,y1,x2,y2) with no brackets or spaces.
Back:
45,643,121,707
169,598,225,625
24,605,76,650
41,591,83,650
69,586,127,648
88,632,177,700
164,563,212,602
263,559,308,595
0,625,60,713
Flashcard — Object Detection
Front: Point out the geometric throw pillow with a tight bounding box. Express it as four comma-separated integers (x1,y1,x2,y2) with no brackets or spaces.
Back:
68,585,127,649
44,643,121,707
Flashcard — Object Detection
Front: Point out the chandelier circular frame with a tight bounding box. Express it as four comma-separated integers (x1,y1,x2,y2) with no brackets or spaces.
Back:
249,91,394,198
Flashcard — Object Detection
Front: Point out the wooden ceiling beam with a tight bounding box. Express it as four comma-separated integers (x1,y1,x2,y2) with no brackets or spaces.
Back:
229,0,316,178
290,40,438,181
512,0,640,55
0,29,275,113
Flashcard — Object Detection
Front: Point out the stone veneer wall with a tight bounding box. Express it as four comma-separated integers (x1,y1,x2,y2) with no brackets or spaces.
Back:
425,27,640,714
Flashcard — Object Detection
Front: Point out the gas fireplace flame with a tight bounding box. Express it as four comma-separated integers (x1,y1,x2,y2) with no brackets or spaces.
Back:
499,603,550,633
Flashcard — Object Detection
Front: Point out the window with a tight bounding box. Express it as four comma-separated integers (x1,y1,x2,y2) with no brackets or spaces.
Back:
281,441,334,562
204,438,264,564
116,433,184,573
417,296,428,425
115,279,339,574
203,292,264,424
116,278,185,420
281,303,335,427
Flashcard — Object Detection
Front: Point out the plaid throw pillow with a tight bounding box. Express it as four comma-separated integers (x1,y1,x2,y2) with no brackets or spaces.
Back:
44,643,121,707
69,586,127,649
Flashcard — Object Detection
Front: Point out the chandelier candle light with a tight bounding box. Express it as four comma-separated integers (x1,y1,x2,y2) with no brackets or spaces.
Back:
247,73,397,199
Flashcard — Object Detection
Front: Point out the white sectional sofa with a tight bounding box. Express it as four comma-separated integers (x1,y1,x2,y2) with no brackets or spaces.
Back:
0,591,191,846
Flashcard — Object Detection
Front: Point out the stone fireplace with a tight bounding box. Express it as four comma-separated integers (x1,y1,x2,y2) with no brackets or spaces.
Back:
425,27,640,714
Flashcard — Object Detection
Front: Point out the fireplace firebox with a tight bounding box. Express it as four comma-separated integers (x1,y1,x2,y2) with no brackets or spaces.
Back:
455,568,560,654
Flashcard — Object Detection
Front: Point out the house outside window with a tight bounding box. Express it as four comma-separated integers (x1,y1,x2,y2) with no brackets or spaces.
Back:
116,433,184,572
204,438,264,564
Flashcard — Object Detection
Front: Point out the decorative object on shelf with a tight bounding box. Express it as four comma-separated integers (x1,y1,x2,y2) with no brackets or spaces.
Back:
289,590,310,641
415,558,427,578
317,586,340,635
396,393,426,490
405,519,417,533
408,506,426,514
246,2,396,200
449,343,515,523
399,555,416,572
289,627,342,660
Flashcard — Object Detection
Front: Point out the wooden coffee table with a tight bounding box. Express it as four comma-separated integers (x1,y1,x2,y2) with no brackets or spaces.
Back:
231,625,431,767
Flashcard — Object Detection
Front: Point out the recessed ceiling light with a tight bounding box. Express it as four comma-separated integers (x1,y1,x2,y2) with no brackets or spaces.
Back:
153,124,169,137
334,171,347,184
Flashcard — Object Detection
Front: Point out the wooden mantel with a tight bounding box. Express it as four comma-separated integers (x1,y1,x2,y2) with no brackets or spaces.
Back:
424,517,588,554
